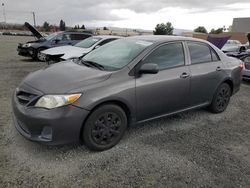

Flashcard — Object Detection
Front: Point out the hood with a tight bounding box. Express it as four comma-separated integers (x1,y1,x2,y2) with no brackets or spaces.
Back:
21,61,112,94
24,22,43,39
42,46,91,60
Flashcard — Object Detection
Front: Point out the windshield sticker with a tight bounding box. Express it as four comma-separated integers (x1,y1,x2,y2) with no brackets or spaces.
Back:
136,41,153,46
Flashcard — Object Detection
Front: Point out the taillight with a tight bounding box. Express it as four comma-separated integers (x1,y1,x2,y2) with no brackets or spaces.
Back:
239,63,244,72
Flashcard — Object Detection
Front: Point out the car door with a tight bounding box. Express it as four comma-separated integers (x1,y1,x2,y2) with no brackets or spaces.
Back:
51,33,72,47
186,41,224,106
135,42,191,121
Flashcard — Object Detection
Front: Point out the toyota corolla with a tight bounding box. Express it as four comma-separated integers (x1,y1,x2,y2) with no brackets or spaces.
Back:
12,36,242,151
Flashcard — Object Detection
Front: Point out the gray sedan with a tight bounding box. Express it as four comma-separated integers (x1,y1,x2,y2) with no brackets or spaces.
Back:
12,36,242,151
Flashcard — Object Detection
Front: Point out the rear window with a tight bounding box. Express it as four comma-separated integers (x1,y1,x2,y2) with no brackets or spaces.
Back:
188,42,213,64
70,34,91,40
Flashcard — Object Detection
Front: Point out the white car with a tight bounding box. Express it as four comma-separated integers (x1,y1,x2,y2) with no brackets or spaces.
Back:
241,55,250,80
41,35,122,62
222,40,246,53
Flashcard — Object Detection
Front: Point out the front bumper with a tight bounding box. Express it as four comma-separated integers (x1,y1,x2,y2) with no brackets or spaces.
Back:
12,94,89,145
17,45,33,57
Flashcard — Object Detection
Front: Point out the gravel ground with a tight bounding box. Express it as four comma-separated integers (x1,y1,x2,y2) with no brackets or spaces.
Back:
0,35,250,188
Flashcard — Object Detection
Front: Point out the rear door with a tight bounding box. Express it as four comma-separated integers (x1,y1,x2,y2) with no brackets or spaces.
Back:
70,33,92,45
135,42,191,121
186,41,225,105
51,33,72,47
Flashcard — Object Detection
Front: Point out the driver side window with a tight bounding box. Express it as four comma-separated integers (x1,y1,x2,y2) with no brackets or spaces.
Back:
143,42,185,70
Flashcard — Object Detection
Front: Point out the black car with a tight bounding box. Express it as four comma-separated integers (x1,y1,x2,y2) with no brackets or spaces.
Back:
17,22,93,60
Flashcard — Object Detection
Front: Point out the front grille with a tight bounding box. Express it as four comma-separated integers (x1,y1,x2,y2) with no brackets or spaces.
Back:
16,90,38,106
245,62,250,70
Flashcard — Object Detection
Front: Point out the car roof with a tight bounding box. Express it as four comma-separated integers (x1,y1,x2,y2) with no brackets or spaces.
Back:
127,35,207,43
63,31,93,35
93,35,123,39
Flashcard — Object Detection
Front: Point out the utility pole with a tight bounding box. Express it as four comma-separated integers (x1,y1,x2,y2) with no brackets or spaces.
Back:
32,11,36,27
2,2,6,23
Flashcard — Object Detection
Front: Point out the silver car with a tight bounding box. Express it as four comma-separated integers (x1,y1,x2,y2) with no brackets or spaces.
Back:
41,35,122,62
241,55,250,80
12,36,242,151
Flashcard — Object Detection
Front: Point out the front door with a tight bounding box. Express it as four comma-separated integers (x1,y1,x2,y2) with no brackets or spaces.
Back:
135,42,190,121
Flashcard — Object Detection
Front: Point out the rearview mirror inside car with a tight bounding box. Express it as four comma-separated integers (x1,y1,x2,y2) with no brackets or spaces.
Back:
139,63,159,74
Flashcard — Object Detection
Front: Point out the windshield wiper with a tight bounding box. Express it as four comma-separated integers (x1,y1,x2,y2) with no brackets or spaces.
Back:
80,60,104,70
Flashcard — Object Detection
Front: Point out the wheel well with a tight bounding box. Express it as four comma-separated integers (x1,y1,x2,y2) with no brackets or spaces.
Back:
223,79,234,95
79,100,132,141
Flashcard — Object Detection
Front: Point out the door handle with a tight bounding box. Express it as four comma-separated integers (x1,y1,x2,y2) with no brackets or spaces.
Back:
216,67,222,71
180,72,190,79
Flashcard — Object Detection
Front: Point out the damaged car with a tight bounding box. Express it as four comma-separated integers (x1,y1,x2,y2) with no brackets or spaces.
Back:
17,22,92,60
13,36,242,151
41,35,122,63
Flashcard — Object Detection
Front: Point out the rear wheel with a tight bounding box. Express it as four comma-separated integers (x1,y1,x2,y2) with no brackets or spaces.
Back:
209,83,231,113
83,104,127,151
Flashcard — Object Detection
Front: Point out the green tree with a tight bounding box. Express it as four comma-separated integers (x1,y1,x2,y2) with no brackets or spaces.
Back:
81,24,85,29
210,28,224,34
43,21,50,32
153,22,174,35
194,26,208,33
59,19,66,31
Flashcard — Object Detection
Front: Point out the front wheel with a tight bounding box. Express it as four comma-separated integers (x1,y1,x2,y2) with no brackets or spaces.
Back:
36,47,47,61
83,104,127,151
209,83,232,113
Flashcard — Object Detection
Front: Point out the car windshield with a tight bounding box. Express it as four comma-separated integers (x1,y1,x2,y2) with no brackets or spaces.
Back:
45,32,60,40
75,37,102,48
82,38,153,71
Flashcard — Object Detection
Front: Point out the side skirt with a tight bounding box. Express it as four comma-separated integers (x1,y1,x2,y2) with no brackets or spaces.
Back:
135,102,210,125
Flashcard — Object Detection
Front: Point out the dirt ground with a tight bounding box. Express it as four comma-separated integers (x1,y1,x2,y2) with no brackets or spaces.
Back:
0,35,250,188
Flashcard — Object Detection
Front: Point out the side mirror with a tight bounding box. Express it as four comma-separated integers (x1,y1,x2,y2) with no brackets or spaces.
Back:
94,45,100,49
139,63,159,74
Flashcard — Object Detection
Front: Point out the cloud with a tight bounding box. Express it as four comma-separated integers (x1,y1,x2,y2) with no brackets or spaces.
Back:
1,0,250,29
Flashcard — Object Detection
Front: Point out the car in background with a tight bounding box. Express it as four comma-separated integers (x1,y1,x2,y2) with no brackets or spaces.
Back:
241,55,250,80
17,22,93,60
41,35,123,63
222,40,246,53
13,36,242,151
222,40,249,59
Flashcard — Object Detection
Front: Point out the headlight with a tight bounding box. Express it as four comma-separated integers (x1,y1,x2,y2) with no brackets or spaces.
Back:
34,94,82,109
23,43,32,48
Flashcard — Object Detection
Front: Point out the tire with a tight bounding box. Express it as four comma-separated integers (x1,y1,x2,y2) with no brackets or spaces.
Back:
33,47,46,61
83,104,127,151
209,83,232,113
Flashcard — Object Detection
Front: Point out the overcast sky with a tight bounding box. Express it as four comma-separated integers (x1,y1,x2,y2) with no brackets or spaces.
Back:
1,0,250,31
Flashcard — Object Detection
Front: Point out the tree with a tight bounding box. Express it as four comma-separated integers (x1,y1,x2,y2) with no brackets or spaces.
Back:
209,28,224,34
194,26,207,33
81,24,85,29
153,22,174,35
103,26,109,30
59,19,66,31
43,21,50,32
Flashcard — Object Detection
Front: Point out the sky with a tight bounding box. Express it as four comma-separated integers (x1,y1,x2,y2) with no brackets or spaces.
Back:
1,0,250,31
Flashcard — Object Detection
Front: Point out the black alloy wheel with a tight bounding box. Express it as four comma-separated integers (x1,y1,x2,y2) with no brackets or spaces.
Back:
83,104,127,151
209,83,231,113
